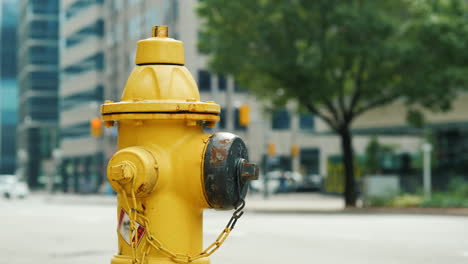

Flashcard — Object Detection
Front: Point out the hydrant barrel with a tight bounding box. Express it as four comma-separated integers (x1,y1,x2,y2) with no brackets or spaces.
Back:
101,26,258,264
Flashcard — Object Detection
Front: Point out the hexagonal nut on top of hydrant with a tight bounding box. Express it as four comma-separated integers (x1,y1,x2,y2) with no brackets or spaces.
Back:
100,26,259,264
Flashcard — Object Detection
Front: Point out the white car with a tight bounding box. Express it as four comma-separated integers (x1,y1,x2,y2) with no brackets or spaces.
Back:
0,175,29,199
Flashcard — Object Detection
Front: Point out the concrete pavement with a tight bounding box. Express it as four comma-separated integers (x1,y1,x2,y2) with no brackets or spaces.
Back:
39,191,345,211
39,192,468,216
1,195,467,264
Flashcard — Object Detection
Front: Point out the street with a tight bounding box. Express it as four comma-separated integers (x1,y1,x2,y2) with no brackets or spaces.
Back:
1,195,468,264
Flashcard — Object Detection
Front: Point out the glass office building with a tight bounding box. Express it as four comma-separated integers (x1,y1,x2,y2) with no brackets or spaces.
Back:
17,0,59,188
0,0,18,174
59,0,105,193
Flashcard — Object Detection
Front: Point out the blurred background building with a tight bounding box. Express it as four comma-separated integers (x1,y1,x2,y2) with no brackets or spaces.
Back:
51,0,325,193
59,0,105,193
0,0,465,194
0,0,18,175
17,0,59,189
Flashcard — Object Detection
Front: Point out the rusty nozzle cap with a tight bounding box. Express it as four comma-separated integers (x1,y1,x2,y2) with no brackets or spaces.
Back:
239,160,259,182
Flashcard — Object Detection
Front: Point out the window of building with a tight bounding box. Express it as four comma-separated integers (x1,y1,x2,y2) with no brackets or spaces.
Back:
39,127,56,158
234,108,247,131
218,74,226,91
198,70,211,92
0,81,17,116
31,82,58,92
29,20,58,40
271,109,291,130
261,154,292,172
65,0,103,19
30,71,58,81
61,86,103,111
26,71,57,91
0,5,17,78
66,19,104,48
63,52,104,80
300,148,320,175
31,0,59,15
27,96,58,121
61,122,90,139
29,46,58,64
218,108,226,129
299,113,315,131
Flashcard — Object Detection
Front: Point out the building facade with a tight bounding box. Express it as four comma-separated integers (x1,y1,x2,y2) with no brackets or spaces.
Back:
0,0,18,175
17,0,59,188
56,0,373,193
163,0,336,177
352,95,468,188
59,0,105,193
102,0,323,178
56,0,468,193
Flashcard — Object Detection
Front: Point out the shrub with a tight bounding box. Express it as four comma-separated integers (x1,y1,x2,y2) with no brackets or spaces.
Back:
420,178,468,208
391,194,423,208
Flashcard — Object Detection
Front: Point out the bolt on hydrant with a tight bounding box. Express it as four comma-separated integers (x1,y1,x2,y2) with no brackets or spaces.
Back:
101,26,259,264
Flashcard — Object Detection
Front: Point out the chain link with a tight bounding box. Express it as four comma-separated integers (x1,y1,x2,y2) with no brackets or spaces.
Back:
116,178,245,263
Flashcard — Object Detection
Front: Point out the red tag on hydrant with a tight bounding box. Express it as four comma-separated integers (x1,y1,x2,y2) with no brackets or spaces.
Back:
118,208,145,246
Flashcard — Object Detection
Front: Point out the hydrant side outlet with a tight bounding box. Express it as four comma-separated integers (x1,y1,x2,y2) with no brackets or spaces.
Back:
203,132,249,210
107,146,158,197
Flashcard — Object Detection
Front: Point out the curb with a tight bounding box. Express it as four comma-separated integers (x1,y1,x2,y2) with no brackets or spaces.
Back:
246,207,468,216
39,193,468,216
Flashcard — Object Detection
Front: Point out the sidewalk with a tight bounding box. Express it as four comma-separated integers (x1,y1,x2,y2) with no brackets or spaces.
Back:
245,192,344,213
38,192,468,216
40,191,344,212
245,193,468,216
39,192,116,206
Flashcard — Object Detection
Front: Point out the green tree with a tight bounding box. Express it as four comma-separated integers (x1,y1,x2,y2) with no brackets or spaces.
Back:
197,0,468,207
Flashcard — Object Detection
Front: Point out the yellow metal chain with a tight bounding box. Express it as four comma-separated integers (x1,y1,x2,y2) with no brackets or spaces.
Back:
116,178,245,263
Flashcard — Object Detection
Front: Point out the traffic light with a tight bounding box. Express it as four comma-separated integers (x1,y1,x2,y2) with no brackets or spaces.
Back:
90,117,103,137
238,104,250,126
291,144,299,157
267,143,276,157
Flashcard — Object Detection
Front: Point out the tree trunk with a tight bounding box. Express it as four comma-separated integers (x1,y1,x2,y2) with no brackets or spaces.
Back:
339,126,357,207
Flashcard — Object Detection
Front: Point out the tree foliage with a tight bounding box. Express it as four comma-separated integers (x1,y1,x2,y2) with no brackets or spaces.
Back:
197,0,468,206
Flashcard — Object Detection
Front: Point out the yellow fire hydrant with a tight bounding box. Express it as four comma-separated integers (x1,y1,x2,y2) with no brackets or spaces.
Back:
101,26,259,264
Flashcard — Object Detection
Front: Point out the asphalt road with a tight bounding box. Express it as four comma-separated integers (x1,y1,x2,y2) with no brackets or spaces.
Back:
1,195,467,264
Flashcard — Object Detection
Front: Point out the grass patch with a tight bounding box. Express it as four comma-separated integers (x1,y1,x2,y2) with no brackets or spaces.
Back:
367,178,468,208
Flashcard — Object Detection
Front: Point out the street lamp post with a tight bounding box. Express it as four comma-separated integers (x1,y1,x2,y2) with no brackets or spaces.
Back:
422,143,432,200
